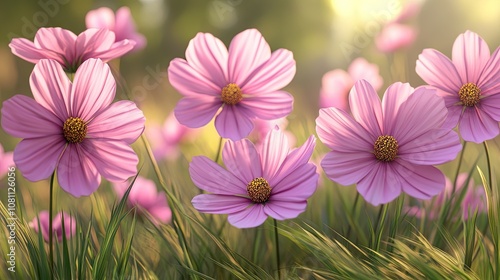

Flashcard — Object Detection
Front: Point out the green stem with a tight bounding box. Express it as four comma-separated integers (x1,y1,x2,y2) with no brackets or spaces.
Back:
453,141,466,193
48,172,55,276
345,192,360,239
483,141,493,190
274,219,281,279
214,137,223,164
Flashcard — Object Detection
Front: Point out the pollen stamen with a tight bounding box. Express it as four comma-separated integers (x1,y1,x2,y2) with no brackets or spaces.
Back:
221,83,243,105
374,135,398,162
63,117,87,143
458,83,481,107
247,177,271,203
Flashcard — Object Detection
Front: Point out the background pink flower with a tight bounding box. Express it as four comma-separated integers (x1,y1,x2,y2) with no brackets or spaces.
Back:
114,176,172,225
190,127,318,228
316,80,462,206
86,6,146,52
168,28,296,141
29,211,76,242
0,144,14,180
249,117,296,148
9,27,135,72
319,58,383,111
1,59,145,197
416,31,500,143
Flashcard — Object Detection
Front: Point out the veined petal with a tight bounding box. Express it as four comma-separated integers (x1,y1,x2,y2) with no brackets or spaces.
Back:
14,136,65,181
321,151,375,186
190,156,247,194
480,94,500,121
264,200,307,220
349,80,383,138
240,90,293,120
222,139,262,185
227,204,267,228
89,40,135,62
271,135,316,184
271,163,318,200
214,105,254,141
416,49,462,92
174,96,220,128
357,162,402,206
260,127,289,182
478,46,500,94
168,58,222,96
9,38,64,65
381,82,413,132
399,128,461,165
459,106,499,143
191,194,250,214
452,31,490,84
34,27,77,63
75,28,115,59
394,160,445,200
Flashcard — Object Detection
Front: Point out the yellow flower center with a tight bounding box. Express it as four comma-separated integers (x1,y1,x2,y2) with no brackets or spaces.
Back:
63,117,87,143
221,83,243,105
373,135,398,162
247,177,271,203
458,83,481,107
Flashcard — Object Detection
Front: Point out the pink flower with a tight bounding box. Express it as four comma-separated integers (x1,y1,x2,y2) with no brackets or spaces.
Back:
146,111,197,161
320,58,383,111
190,127,318,228
1,59,145,197
114,176,172,225
250,117,296,148
29,211,76,242
9,27,135,72
0,144,14,179
316,80,462,206
86,7,146,52
168,29,295,141
416,31,500,143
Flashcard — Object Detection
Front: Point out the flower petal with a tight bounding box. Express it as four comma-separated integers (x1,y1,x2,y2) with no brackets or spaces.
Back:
222,139,262,184
319,69,352,110
416,49,462,92
14,136,65,181
1,95,62,138
264,200,307,220
57,144,101,197
70,59,116,120
214,105,254,141
478,46,500,94
168,58,222,96
357,162,402,206
394,160,445,200
271,135,315,184
173,96,220,128
115,7,147,50
349,80,383,138
381,82,413,130
87,100,145,144
259,127,289,182
272,163,318,200
34,27,77,63
480,93,500,121
240,90,293,120
9,38,59,64
348,57,383,91
459,106,499,143
89,40,135,62
227,204,267,228
75,28,115,59
192,194,250,214
321,151,375,186
85,7,115,30
452,31,490,84
190,156,247,195
399,128,461,165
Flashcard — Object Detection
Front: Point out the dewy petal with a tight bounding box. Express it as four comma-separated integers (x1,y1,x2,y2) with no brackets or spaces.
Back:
239,90,293,120
452,31,490,84
214,105,254,141
85,7,115,30
259,127,289,182
240,49,296,95
393,160,445,200
168,58,222,96
381,82,413,131
459,107,500,143
173,96,220,128
227,204,268,228
87,100,145,144
57,144,101,197
227,29,271,85
264,200,307,220
357,162,402,206
271,163,318,200
185,32,228,87
416,49,462,92
399,128,461,165
81,139,138,182
191,194,250,214
34,27,77,64
30,59,71,119
321,151,375,186
70,59,116,120
222,139,262,185
1,95,62,138
349,80,383,138
190,156,247,194
14,136,65,182
272,135,316,184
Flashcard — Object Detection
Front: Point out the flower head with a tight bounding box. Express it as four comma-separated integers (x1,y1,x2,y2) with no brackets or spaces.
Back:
86,7,146,52
114,176,172,225
169,29,296,141
29,211,76,242
1,58,145,197
0,144,14,180
9,27,135,72
320,58,383,111
190,127,318,228
416,31,500,143
316,80,462,206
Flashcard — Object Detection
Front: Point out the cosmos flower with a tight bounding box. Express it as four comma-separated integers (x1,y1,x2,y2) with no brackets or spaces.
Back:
0,144,14,180
416,31,500,143
114,176,172,225
319,57,383,112
29,211,76,242
249,117,296,148
168,28,295,141
9,27,135,72
316,80,462,206
86,6,146,52
1,58,145,197
190,127,318,228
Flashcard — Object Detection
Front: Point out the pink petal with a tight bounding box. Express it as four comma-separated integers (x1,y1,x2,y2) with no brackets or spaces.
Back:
375,23,417,53
240,90,293,120
147,204,172,224
227,204,267,228
222,139,262,184
264,200,307,220
348,58,383,91
70,59,115,120
168,58,222,97
271,163,318,200
30,211,51,242
87,100,145,144
394,160,445,200
452,31,490,84
228,29,271,85
173,96,220,128
57,144,101,197
260,127,289,182
321,151,375,186
240,49,296,94
89,40,135,62
214,106,254,141
478,47,500,93
381,82,413,130
192,194,250,214
9,38,60,64
189,156,247,195
30,59,71,119
1,95,62,138
81,139,138,182
441,96,462,129
399,128,461,165
123,176,158,208
115,7,147,50
349,80,383,138
185,32,228,87
357,162,402,206
480,93,500,121
14,136,65,181
458,106,500,143
0,148,14,177
319,69,352,110
416,49,462,92
85,7,115,30
34,28,77,64
75,28,115,59
271,135,316,184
